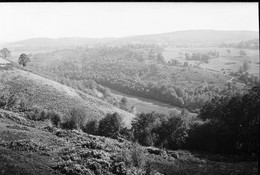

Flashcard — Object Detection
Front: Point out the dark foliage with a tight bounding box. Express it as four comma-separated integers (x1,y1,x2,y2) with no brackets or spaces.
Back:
19,53,31,67
83,119,99,135
195,86,259,154
98,112,123,139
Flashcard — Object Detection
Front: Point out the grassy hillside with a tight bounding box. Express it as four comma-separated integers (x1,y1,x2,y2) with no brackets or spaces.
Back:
0,108,258,175
0,64,135,127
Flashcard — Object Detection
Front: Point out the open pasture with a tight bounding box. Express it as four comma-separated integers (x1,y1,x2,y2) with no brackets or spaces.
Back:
163,47,259,76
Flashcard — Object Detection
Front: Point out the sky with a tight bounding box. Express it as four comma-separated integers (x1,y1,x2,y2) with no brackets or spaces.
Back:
0,2,258,42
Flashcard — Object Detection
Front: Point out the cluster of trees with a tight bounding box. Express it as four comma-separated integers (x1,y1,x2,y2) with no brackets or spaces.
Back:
135,86,259,155
81,86,259,155
184,50,219,63
230,71,259,86
229,61,259,86
196,86,259,154
220,39,259,50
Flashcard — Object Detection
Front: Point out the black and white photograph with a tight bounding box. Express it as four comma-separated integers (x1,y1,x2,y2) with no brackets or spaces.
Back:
0,2,259,175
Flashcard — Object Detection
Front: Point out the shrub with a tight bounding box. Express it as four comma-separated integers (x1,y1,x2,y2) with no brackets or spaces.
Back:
98,112,123,139
69,107,87,130
83,119,99,135
48,111,62,127
153,114,190,150
60,116,75,130
119,127,135,141
26,107,49,121
130,143,146,169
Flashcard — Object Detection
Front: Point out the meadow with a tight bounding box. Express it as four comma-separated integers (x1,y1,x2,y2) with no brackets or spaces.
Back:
163,47,259,76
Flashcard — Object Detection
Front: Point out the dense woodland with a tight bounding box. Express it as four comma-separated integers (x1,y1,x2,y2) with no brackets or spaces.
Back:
26,44,259,113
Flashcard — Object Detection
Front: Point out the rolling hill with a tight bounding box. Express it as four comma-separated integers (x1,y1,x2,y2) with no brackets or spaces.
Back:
1,30,258,52
0,62,135,127
116,30,259,46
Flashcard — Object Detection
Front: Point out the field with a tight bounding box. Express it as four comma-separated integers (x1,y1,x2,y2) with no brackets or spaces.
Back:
110,88,183,115
163,47,259,76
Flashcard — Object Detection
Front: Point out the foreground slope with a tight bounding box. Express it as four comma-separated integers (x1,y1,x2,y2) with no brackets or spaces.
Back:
0,64,135,127
0,108,258,175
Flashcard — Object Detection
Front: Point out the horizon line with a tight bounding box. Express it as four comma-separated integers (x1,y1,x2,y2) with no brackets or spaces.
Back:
1,29,259,43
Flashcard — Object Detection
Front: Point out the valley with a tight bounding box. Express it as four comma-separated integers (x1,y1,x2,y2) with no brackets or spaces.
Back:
0,29,259,175
110,88,182,115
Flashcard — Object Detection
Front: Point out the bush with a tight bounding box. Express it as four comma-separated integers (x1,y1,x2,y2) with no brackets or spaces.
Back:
60,116,75,130
26,107,49,121
69,107,87,130
98,112,123,139
48,111,62,127
130,143,146,169
83,119,99,135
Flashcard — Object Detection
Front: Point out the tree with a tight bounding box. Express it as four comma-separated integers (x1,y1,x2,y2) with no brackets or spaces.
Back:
227,49,231,54
68,107,87,130
120,97,128,111
121,97,128,105
84,120,99,135
201,54,209,63
156,115,189,150
243,61,249,72
185,53,190,60
157,53,165,64
171,59,179,66
84,79,97,89
19,53,31,67
183,62,189,67
98,112,123,139
0,48,11,59
132,112,166,146
239,50,247,57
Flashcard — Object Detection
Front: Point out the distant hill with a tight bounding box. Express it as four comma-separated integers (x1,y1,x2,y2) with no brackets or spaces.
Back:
1,30,258,51
9,37,116,47
0,65,135,127
115,30,259,46
1,37,117,53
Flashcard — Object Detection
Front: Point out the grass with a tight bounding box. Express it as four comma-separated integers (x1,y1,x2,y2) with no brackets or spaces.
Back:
0,67,135,128
162,47,259,76
111,88,182,115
